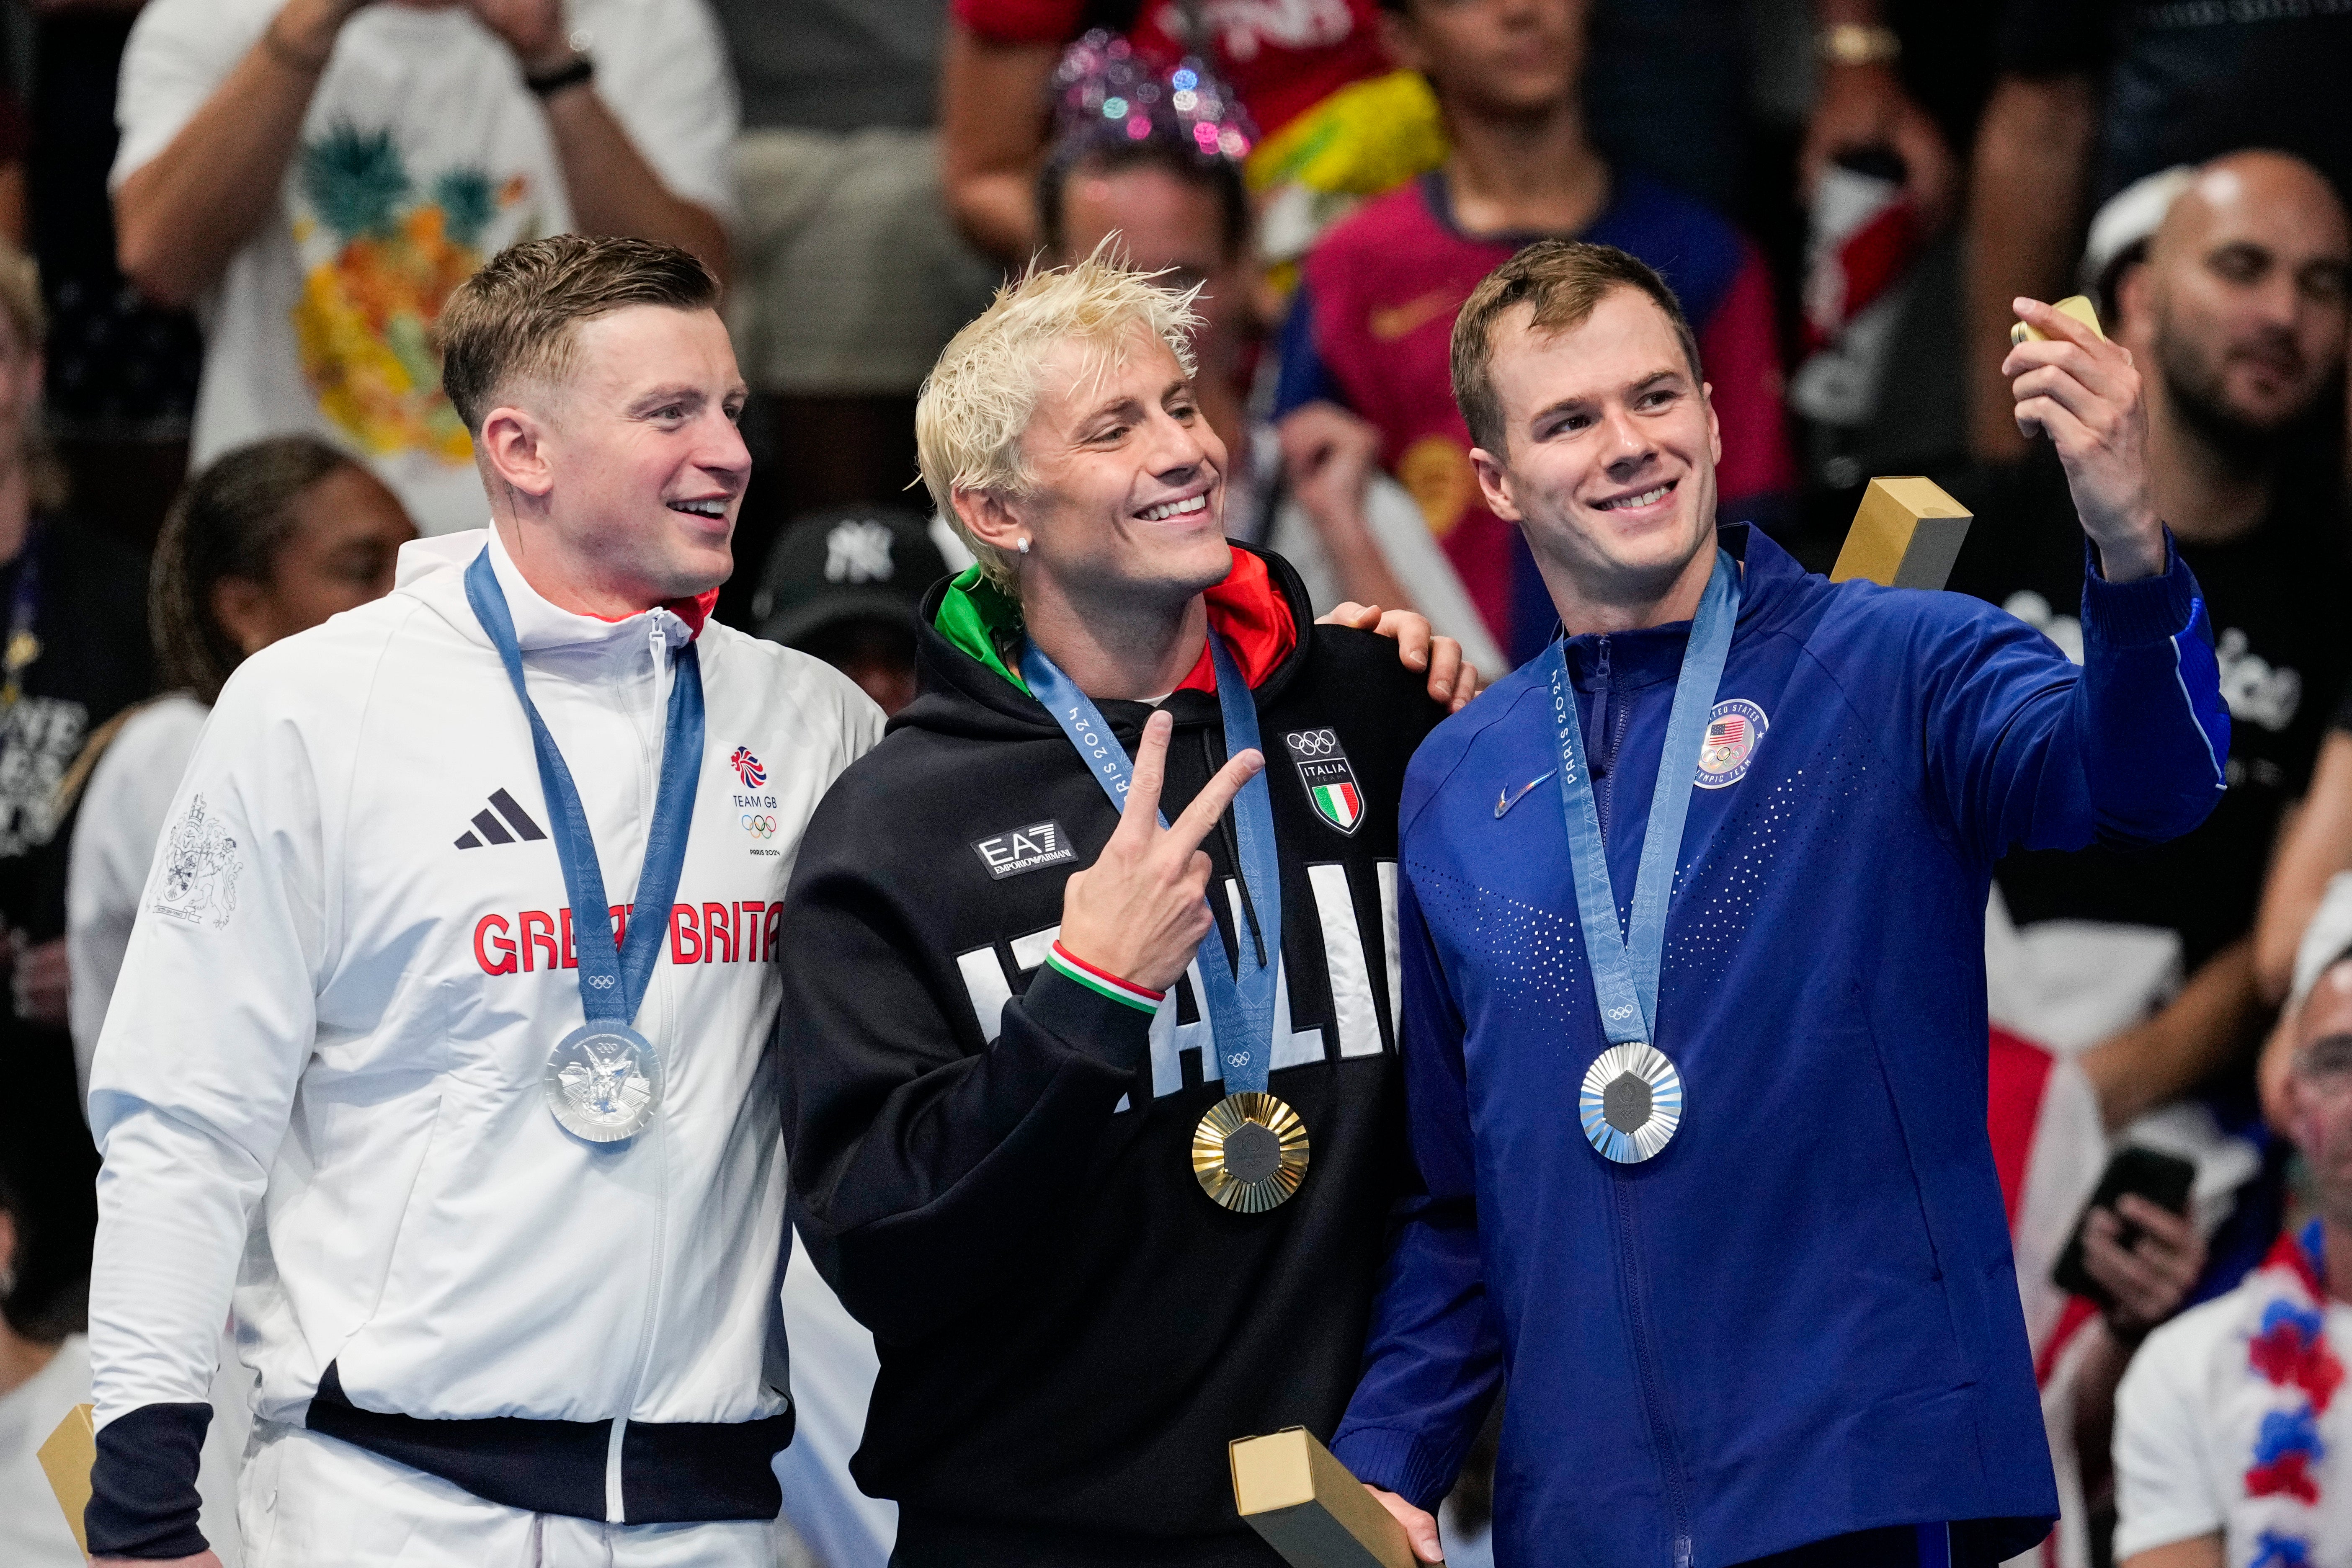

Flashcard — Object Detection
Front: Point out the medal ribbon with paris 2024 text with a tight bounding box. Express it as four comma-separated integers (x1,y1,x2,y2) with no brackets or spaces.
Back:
1021,629,1310,1211
464,548,705,1141
1550,548,1739,1163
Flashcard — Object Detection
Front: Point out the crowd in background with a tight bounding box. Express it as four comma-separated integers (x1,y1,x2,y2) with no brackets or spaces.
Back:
0,1,2346,1565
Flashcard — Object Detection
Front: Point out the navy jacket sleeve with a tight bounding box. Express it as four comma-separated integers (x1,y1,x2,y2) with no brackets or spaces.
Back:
1914,535,2226,865
777,842,1152,1346
1328,863,1505,1509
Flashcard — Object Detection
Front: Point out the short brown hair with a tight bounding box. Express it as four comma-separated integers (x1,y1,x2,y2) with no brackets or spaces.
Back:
438,234,717,433
1450,241,1702,457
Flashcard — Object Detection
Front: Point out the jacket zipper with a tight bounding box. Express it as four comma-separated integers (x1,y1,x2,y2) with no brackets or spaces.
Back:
1615,1179,1694,1568
606,619,676,1522
1591,632,1694,1567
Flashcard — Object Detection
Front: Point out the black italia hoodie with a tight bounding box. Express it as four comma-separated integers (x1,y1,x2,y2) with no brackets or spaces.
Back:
777,545,1447,1567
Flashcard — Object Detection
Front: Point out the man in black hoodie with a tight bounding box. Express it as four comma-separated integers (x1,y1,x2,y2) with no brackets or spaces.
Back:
777,253,1468,1566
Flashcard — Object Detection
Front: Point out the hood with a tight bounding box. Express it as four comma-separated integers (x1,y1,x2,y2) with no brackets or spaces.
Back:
897,542,1312,742
394,528,717,655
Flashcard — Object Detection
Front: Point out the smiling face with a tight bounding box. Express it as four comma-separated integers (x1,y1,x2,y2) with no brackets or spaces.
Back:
1469,287,1720,623
973,325,1231,612
487,304,750,609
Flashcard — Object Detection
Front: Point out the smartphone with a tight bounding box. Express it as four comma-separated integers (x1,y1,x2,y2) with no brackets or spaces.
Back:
2051,1145,2197,1310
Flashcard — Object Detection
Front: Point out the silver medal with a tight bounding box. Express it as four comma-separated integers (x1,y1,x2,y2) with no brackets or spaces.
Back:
544,1022,663,1143
1578,1042,1683,1163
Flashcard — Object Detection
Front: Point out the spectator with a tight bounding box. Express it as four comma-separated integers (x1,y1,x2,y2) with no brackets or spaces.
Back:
941,0,1411,266
713,0,995,588
2111,940,2352,1568
110,0,738,536
1984,1021,2217,1568
0,238,151,1387
1274,0,1793,668
64,435,413,1094
1965,0,2352,462
1950,151,2351,1130
1038,40,1504,669
753,505,949,718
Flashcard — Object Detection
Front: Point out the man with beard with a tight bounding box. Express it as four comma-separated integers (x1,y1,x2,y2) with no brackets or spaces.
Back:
1950,150,2350,1144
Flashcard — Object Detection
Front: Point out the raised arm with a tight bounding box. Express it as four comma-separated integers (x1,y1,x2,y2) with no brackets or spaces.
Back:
1920,297,2227,860
113,0,354,307
469,0,732,282
938,19,1058,264
781,714,1263,1341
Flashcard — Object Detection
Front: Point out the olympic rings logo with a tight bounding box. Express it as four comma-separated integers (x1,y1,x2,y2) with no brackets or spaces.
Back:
741,814,777,838
1286,729,1338,756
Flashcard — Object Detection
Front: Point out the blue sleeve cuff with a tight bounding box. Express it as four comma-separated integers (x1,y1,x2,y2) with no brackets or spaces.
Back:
2079,529,2199,648
1331,1424,1460,1514
87,1401,212,1558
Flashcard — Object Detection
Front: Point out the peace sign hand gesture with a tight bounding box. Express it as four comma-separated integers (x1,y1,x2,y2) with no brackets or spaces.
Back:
1058,710,1265,995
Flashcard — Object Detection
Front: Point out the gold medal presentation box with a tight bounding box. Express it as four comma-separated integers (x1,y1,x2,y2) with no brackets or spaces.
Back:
1230,1426,1424,1568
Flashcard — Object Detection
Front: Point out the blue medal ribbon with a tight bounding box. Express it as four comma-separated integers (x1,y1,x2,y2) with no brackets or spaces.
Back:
1550,549,1739,1158
1021,631,1281,1093
464,548,705,1031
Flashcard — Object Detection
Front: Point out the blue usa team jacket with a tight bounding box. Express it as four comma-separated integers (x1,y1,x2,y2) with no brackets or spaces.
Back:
1331,525,2227,1568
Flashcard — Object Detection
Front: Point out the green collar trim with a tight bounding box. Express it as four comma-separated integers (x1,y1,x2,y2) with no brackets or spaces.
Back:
932,564,1029,695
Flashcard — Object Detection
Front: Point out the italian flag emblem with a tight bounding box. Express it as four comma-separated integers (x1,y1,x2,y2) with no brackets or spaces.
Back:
1310,780,1362,831
1285,728,1366,837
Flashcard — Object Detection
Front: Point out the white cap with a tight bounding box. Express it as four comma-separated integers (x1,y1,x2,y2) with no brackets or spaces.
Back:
2080,165,2198,296
2290,870,2352,1016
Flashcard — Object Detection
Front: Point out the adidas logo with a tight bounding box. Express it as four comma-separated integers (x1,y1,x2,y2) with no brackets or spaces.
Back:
455,789,549,850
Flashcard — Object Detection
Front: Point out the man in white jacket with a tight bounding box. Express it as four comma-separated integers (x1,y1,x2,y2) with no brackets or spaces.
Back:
82,235,882,1566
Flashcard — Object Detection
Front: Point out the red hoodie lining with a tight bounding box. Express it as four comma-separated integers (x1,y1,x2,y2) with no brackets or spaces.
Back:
1172,547,1296,693
583,588,720,638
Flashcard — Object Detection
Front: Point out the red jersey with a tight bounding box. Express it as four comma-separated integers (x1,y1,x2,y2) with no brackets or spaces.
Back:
953,0,1390,137
1282,172,1795,665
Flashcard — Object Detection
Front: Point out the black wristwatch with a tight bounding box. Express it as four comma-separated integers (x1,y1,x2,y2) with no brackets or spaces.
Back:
524,52,595,98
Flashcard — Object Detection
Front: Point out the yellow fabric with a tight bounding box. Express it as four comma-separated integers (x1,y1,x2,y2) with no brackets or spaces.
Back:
1244,70,1447,199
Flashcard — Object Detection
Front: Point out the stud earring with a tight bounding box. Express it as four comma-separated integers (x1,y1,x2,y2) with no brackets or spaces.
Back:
1017,536,1031,555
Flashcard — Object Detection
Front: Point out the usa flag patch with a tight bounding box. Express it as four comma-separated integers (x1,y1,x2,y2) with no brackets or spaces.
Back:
1693,699,1767,789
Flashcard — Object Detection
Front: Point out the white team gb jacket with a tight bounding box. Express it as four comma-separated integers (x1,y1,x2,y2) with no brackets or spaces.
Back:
84,528,882,1535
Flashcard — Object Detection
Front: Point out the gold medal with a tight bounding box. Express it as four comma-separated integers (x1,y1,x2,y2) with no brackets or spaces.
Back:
1191,1091,1310,1212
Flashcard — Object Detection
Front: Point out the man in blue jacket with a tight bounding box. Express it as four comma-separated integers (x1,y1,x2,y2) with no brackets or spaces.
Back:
1339,240,2228,1568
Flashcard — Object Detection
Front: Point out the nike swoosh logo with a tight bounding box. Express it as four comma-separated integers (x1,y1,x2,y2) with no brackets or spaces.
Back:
1495,771,1558,818
1370,288,1462,343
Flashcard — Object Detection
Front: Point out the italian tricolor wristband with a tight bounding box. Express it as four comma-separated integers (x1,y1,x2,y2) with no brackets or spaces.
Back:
1045,941,1165,1014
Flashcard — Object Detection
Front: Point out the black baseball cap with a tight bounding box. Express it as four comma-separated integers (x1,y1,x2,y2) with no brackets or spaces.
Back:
752,505,951,650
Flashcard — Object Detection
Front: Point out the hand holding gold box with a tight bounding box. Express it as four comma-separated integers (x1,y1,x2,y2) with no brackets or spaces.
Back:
38,1402,96,1556
1829,476,1974,591
2009,293,2107,347
1230,1426,1429,1568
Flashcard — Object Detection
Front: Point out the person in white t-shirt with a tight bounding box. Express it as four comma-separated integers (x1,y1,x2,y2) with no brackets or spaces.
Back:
2112,943,2352,1568
109,0,738,536
65,435,414,1098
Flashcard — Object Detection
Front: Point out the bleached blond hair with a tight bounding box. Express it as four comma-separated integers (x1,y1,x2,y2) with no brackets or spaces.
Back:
916,243,1201,594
